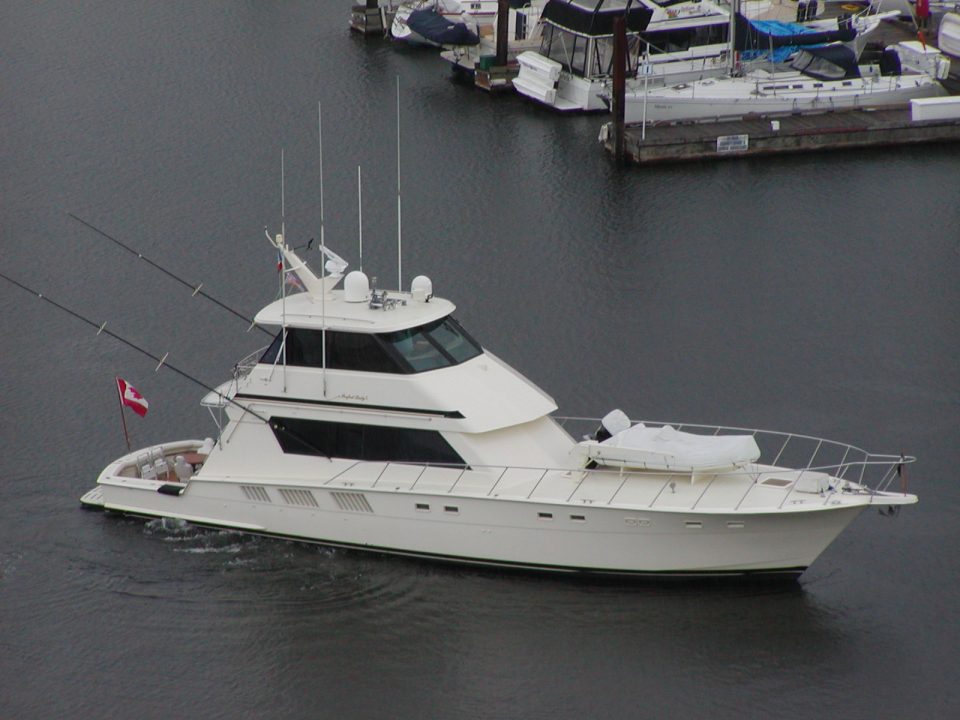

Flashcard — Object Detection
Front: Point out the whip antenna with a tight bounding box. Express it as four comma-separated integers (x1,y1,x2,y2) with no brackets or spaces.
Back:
357,165,363,273
397,75,402,291
319,101,328,398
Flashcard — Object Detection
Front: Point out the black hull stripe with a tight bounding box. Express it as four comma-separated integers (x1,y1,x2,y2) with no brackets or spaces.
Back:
235,393,465,419
96,507,806,580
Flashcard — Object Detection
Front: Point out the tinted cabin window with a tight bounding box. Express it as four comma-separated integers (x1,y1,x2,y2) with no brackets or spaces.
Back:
259,316,481,374
270,417,465,466
381,317,482,372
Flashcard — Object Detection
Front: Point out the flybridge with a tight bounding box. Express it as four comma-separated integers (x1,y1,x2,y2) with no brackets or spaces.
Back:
263,231,452,332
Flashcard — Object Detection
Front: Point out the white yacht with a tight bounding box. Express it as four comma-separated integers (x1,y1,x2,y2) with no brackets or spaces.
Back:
512,0,729,112
81,235,917,578
622,40,950,125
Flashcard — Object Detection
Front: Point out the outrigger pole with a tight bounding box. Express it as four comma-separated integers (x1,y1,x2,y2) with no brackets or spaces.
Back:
0,270,331,460
67,212,271,336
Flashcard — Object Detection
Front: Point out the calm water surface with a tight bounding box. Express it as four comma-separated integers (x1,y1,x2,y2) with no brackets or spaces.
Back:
2,2,959,718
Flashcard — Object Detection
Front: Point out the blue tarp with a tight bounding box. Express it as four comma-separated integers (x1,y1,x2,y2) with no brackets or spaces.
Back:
735,14,857,63
407,9,480,46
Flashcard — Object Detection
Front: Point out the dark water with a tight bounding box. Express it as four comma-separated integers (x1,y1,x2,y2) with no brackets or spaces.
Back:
2,2,959,717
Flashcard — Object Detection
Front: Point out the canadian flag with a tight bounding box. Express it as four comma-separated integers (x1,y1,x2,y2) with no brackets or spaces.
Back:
116,377,149,417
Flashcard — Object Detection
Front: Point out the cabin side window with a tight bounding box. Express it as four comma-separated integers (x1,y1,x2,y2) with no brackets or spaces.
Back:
269,417,466,466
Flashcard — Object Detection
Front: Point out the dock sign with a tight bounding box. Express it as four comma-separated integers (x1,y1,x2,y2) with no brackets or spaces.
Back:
716,134,749,153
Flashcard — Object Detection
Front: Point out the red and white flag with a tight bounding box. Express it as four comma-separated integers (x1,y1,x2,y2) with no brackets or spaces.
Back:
116,377,149,417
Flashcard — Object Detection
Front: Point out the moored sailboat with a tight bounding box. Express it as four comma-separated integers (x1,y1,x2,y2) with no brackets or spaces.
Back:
621,40,950,125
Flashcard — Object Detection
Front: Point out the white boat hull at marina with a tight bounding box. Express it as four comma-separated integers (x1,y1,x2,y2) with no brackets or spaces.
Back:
630,73,947,124
84,431,914,576
626,41,951,125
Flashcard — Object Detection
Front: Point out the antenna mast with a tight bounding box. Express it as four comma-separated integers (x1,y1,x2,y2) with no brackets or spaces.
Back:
357,165,363,273
280,148,287,392
396,75,402,292
319,102,328,398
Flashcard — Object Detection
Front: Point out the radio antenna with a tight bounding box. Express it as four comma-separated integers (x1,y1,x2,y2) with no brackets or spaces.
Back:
318,102,328,398
357,165,363,273
396,75,402,291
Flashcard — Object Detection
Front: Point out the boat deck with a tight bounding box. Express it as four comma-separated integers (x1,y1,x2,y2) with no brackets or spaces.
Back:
264,457,903,514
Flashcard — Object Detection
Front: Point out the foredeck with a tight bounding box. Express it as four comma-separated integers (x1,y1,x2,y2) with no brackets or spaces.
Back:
287,418,915,514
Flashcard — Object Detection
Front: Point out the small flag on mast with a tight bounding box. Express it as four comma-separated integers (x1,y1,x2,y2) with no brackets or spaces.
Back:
116,377,149,417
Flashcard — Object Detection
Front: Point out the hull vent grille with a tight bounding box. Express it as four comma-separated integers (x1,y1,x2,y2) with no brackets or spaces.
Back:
241,485,271,503
279,488,319,508
331,491,374,513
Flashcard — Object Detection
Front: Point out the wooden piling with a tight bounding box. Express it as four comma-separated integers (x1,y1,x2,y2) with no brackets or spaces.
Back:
611,15,626,163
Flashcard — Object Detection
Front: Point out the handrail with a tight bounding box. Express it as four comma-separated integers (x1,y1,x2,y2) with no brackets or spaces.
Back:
309,416,914,510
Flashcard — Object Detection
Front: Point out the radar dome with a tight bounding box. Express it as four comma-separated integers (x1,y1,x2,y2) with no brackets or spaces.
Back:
344,271,370,303
410,275,433,302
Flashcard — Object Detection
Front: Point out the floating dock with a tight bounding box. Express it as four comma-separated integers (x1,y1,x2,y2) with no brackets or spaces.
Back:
600,102,960,165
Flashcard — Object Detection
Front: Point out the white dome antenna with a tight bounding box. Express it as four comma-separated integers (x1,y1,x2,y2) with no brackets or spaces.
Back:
410,275,433,303
344,271,370,303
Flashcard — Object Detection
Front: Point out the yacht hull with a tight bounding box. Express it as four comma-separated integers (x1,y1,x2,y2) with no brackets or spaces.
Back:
86,467,873,577
627,75,948,125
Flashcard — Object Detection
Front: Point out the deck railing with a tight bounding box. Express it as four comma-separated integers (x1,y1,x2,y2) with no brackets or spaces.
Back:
321,417,914,509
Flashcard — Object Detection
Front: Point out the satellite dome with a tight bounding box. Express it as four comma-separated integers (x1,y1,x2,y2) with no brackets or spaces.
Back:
344,271,370,303
410,275,433,302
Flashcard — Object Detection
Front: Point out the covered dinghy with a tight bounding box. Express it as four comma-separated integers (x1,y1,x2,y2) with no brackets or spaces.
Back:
407,8,480,46
576,421,761,473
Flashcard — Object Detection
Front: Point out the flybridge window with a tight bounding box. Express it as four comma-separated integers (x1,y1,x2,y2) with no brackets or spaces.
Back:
381,316,482,371
259,316,481,374
270,417,466,466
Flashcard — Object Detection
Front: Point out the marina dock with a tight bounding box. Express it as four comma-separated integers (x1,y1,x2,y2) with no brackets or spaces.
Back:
600,103,960,164
602,14,960,164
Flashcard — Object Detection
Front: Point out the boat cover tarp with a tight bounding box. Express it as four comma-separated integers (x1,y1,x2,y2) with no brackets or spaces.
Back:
541,0,653,36
582,424,761,472
790,43,860,79
734,14,856,54
407,8,480,46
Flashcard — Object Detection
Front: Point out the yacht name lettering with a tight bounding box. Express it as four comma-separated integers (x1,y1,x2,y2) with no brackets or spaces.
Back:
335,394,368,402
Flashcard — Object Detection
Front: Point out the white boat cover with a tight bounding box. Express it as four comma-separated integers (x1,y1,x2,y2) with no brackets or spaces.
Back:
939,13,960,59
580,423,761,472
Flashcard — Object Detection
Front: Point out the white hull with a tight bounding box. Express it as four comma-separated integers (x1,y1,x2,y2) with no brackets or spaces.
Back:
627,73,947,125
85,436,913,576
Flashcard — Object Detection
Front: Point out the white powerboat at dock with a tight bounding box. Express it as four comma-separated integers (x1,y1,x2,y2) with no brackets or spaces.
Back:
81,236,917,578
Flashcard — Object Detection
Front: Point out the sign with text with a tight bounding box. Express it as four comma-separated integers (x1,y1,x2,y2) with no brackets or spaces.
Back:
716,134,749,153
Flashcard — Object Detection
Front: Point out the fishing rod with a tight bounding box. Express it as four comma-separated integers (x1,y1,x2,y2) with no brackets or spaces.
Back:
67,212,272,337
0,270,330,460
